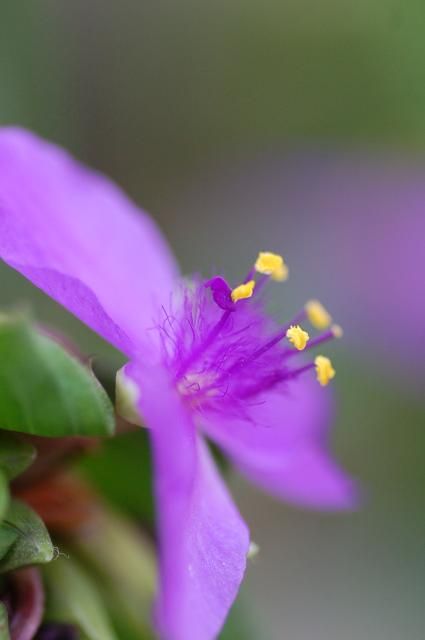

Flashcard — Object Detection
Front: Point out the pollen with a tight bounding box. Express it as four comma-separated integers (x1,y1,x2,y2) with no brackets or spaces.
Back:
332,324,344,338
305,299,332,330
314,355,335,386
231,279,256,303
254,252,288,282
286,325,310,350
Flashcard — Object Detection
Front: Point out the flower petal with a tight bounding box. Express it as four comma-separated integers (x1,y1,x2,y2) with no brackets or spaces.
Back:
201,375,357,509
0,128,178,354
129,362,249,640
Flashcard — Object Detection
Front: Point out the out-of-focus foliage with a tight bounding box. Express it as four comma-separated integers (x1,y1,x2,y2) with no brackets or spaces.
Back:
3,1,425,197
0,313,127,637
0,433,36,480
79,431,154,525
72,506,156,640
0,476,8,526
0,603,10,640
44,555,118,640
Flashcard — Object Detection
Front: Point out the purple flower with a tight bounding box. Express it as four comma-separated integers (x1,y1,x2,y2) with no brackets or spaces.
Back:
0,129,356,640
176,151,425,376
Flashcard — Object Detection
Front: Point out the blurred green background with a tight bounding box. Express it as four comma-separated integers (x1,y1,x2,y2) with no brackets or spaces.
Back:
1,2,424,638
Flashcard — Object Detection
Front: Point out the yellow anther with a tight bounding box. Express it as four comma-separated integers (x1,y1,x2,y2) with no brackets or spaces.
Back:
314,355,335,386
332,324,343,339
231,280,256,303
305,299,332,330
286,325,310,350
254,252,288,282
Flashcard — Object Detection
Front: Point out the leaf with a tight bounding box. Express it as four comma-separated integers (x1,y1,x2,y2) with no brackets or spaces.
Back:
0,471,9,523
0,500,54,572
0,431,36,479
43,555,118,640
0,313,114,437
0,603,10,640
72,507,156,639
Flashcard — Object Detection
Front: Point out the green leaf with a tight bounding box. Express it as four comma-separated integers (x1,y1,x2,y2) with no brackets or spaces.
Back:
0,313,114,437
0,431,36,479
0,603,10,640
0,500,54,572
72,507,156,639
0,471,9,523
44,555,118,640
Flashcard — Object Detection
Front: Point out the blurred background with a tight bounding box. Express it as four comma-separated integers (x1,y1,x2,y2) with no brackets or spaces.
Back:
1,1,424,638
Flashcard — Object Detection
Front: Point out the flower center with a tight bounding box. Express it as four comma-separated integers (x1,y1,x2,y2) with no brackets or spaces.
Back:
156,252,341,411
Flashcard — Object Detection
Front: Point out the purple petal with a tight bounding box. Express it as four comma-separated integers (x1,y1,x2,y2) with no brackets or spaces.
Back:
201,375,357,509
0,128,178,354
128,362,249,640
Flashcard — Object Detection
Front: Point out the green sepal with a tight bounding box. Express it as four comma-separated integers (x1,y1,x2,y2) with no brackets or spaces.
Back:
0,500,54,572
0,526,18,561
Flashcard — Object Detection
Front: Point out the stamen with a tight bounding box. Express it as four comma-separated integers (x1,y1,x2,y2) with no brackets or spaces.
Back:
332,324,343,338
170,263,343,408
315,355,335,386
176,305,232,379
305,299,332,329
284,324,342,361
286,361,315,380
229,308,307,372
254,252,288,282
286,325,310,350
183,276,255,382
231,280,256,303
